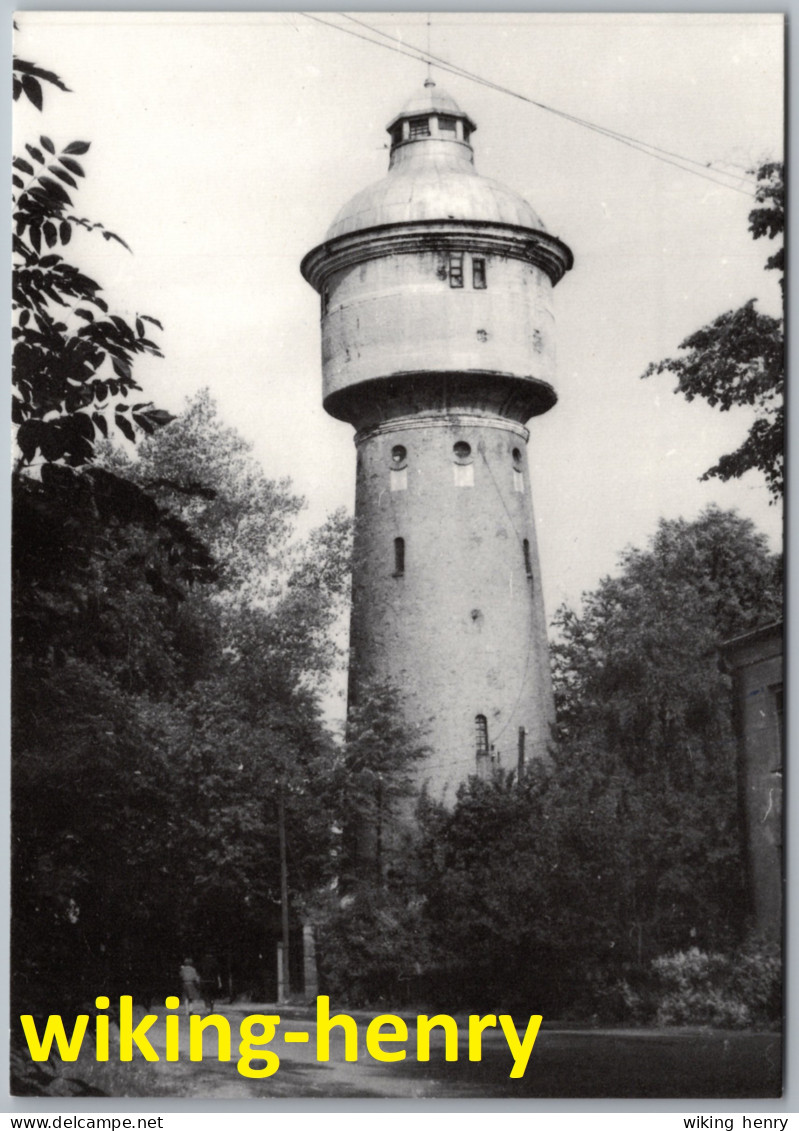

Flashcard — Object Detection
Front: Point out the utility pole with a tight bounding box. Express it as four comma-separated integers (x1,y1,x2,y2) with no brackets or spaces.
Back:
277,779,290,1002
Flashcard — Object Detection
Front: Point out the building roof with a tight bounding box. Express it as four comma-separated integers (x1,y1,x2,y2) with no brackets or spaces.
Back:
385,78,477,133
325,81,547,241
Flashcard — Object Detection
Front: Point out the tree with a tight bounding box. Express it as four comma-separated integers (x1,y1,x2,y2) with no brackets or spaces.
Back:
106,390,353,680
13,50,170,470
90,393,353,996
416,767,609,1013
548,507,781,959
642,163,784,499
12,390,352,1011
338,680,429,884
551,506,782,757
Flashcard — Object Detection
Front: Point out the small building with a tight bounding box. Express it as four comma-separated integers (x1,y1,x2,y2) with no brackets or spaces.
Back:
721,621,783,940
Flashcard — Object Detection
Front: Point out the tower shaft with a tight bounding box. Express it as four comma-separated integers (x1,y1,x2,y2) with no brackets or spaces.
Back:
350,412,553,799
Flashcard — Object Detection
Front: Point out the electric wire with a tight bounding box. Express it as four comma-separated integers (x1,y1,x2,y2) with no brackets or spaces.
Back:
340,12,758,189
301,11,758,198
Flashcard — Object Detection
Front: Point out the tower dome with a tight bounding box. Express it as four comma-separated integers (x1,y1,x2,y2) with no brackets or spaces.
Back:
325,81,551,240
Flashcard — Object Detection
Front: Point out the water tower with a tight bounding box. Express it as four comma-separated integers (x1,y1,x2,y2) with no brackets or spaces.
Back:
301,81,573,801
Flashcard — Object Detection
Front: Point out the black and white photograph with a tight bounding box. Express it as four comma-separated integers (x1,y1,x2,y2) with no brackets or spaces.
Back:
10,11,784,1103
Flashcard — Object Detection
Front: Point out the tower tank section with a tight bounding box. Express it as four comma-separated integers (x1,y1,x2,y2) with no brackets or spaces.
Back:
301,81,573,801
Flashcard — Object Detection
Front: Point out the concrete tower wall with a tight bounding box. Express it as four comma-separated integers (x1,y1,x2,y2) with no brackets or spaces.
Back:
349,413,554,802
321,248,556,404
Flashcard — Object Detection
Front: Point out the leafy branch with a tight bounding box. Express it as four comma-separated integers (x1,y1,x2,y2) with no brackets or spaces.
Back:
13,55,170,468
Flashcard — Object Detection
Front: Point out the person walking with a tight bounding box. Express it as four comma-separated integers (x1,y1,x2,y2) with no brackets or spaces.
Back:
179,958,202,1016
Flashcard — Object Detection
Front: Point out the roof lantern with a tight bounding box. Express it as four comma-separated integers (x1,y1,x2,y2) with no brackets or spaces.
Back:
385,78,477,159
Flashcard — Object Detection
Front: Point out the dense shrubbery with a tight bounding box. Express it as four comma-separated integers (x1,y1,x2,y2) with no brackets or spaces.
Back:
651,943,781,1029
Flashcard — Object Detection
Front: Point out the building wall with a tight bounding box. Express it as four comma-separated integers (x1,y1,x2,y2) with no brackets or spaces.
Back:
723,623,783,939
349,411,554,803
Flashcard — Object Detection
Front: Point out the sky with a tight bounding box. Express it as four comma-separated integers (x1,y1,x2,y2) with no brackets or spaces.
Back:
13,11,784,630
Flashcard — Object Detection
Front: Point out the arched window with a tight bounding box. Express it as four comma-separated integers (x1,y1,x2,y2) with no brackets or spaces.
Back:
394,537,405,576
475,715,489,758
453,440,474,486
523,539,533,579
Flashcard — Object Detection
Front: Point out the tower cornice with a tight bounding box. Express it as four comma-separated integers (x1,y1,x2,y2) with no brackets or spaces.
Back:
301,220,573,291
354,412,530,447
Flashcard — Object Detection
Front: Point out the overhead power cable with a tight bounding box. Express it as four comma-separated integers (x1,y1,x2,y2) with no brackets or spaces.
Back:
341,12,757,188
301,11,758,198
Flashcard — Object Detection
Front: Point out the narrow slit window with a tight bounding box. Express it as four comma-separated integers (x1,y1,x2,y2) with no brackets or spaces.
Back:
394,537,405,576
472,257,487,289
475,715,489,758
409,116,430,139
523,539,533,579
512,467,524,494
321,287,329,316
517,727,526,777
449,252,464,288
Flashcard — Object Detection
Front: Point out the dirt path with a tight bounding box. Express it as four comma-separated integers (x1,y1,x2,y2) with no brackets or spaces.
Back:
134,1005,781,1100
144,1006,456,1099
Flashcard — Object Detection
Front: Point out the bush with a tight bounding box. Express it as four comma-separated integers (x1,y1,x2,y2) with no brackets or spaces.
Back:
309,885,431,1009
652,943,781,1028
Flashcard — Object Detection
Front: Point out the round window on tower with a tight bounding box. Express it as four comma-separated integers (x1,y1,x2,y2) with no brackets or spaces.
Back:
391,445,407,468
453,441,472,463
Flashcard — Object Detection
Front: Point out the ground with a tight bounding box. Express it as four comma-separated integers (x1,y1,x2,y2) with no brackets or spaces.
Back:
35,1003,782,1100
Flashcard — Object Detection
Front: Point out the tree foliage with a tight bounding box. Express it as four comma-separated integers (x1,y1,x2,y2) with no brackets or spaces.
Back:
547,507,780,960
12,41,354,1016
13,52,169,469
337,680,428,884
642,163,784,499
13,389,354,1013
551,506,781,763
